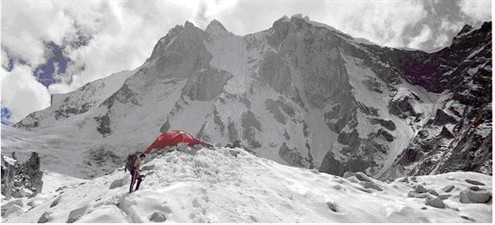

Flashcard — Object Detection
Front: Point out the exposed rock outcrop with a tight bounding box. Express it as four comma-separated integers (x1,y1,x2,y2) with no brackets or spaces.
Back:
1,152,43,199
459,186,492,204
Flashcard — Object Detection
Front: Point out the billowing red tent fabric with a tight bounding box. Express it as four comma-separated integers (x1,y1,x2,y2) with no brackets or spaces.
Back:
145,130,204,154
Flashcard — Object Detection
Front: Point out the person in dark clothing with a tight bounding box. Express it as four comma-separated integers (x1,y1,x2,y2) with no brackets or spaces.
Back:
129,154,146,193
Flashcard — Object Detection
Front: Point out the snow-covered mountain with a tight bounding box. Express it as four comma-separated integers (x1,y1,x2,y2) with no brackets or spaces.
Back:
4,16,492,180
2,147,492,223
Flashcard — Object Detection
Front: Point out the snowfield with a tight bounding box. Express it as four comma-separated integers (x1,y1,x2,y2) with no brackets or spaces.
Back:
2,147,492,223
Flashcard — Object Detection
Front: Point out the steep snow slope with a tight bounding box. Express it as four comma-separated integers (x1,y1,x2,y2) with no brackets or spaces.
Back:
1,125,121,178
16,70,136,129
2,147,492,223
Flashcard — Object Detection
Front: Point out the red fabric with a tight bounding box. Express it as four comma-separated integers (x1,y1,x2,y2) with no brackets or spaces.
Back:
145,130,204,154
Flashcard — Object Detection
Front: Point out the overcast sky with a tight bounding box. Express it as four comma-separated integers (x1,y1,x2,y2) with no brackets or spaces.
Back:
1,0,492,123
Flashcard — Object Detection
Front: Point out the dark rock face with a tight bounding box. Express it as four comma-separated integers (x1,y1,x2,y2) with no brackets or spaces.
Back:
266,99,286,124
24,153,43,193
266,17,290,48
370,118,396,131
95,113,111,136
396,104,492,177
160,118,171,133
213,107,225,134
363,78,383,93
1,155,16,198
259,51,293,95
439,126,454,139
102,83,140,108
183,69,232,101
241,111,262,149
83,147,123,178
432,109,457,126
147,22,212,79
337,129,360,146
87,148,121,167
377,129,395,142
319,151,370,176
388,95,419,119
387,23,492,178
325,106,355,133
417,129,429,139
227,121,239,142
279,143,306,167
265,99,295,124
13,114,40,129
55,103,91,120
1,152,43,199
67,205,88,223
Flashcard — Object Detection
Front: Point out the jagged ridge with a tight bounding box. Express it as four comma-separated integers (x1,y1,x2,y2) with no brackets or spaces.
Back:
7,16,492,181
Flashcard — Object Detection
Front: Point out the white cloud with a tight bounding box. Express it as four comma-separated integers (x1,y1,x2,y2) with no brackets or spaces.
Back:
317,0,427,48
433,33,450,48
1,1,74,67
47,83,72,94
169,0,238,27
2,0,239,95
440,20,463,32
0,65,50,122
408,25,432,49
211,0,428,49
458,0,491,21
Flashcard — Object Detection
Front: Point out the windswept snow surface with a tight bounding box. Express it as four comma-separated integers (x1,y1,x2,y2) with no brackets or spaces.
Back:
2,147,492,223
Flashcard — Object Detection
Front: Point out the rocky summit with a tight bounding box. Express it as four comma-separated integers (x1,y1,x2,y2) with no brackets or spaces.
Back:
5,15,492,180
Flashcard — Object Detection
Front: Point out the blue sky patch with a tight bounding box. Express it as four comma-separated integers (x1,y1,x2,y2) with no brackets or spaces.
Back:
34,42,71,87
1,106,13,126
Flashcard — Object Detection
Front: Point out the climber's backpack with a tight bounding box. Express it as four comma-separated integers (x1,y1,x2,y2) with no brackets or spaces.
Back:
125,154,138,172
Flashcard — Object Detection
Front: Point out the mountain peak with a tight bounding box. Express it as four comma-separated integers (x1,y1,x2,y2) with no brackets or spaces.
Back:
452,21,491,44
457,24,473,36
205,19,228,34
278,15,290,22
291,14,310,22
184,21,196,29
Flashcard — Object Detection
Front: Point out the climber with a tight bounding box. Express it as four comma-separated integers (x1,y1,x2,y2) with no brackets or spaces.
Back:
129,153,146,193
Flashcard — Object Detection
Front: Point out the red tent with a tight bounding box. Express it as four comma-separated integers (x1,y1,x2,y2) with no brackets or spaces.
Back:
145,130,204,154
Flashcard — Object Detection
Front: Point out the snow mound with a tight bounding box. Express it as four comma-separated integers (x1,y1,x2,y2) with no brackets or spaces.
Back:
2,147,492,223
